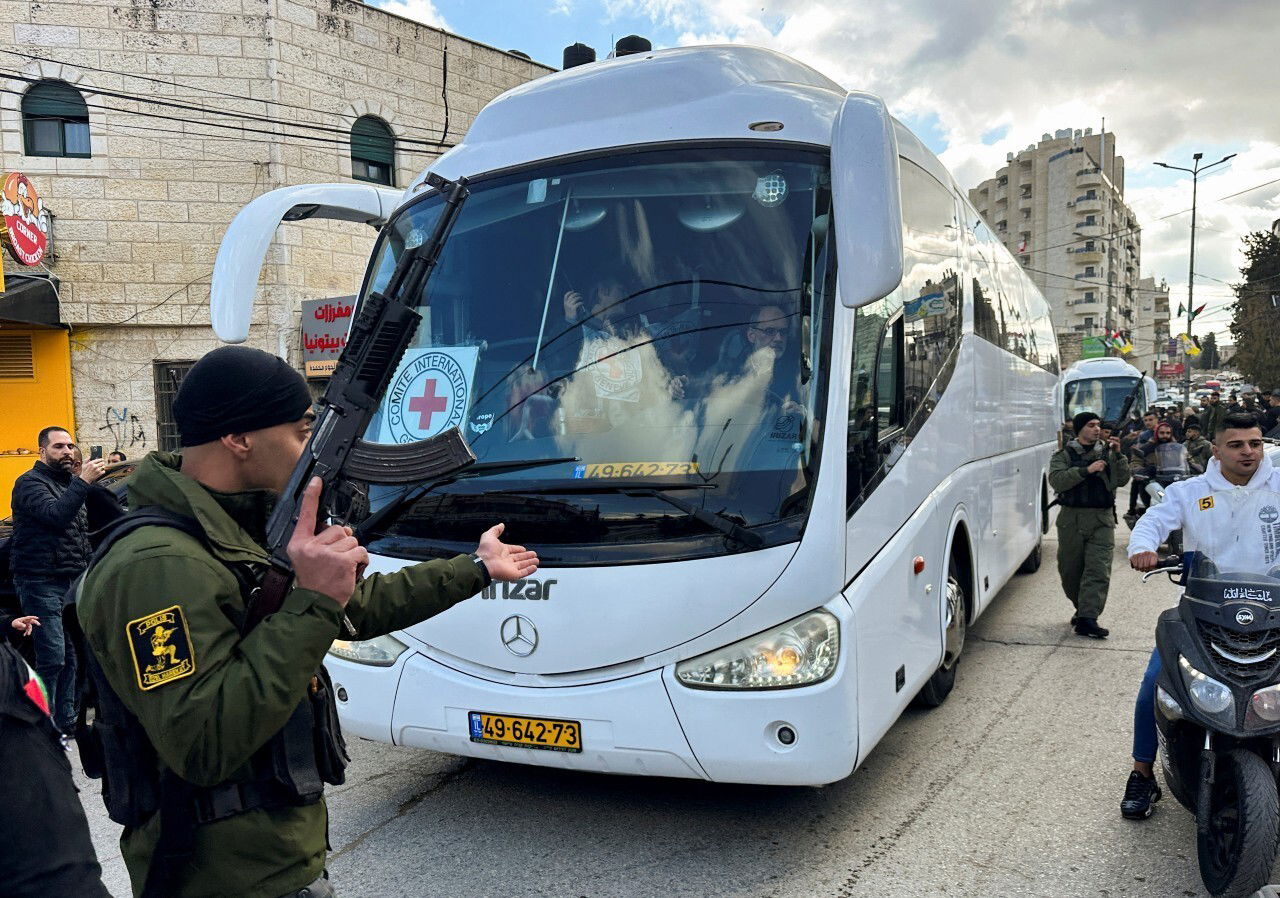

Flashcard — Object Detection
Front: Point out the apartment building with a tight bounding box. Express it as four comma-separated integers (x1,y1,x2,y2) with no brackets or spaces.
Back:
0,0,551,512
1130,275,1171,377
969,128,1143,352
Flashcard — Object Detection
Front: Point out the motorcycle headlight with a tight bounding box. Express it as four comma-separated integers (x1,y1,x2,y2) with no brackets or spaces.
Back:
1179,655,1234,717
1156,685,1184,721
1246,683,1280,729
328,634,409,667
675,610,839,690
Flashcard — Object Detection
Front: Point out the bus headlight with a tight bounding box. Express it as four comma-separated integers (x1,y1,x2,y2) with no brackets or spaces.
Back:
328,634,409,667
1179,655,1234,717
675,610,839,690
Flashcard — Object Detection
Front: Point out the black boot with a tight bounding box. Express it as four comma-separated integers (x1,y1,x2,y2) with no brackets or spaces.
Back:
1074,617,1109,639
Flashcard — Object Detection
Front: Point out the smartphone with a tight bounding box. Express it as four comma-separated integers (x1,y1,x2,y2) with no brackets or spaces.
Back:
90,445,103,461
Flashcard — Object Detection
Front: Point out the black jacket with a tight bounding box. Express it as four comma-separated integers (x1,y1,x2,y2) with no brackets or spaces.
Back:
0,640,111,896
8,460,92,578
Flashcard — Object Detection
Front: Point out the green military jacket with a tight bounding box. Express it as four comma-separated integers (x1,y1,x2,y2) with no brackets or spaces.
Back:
1048,439,1131,501
78,452,483,898
1185,435,1213,472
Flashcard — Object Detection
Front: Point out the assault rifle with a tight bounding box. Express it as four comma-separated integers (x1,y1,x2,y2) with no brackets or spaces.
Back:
244,173,473,634
1103,380,1145,437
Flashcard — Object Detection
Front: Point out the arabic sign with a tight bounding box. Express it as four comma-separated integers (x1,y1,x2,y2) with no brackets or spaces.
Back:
1,172,50,267
1081,336,1106,359
376,346,479,443
300,296,353,377
1159,362,1184,377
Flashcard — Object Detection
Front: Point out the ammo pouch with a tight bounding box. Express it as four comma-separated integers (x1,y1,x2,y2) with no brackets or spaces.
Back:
75,507,350,831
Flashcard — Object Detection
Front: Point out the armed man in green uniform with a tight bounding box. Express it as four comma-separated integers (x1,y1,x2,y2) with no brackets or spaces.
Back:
1048,411,1130,639
76,346,539,898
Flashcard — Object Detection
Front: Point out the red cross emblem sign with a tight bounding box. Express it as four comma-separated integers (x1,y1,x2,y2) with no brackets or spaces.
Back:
382,348,478,443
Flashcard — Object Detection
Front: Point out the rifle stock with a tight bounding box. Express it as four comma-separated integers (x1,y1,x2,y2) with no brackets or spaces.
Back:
243,173,471,634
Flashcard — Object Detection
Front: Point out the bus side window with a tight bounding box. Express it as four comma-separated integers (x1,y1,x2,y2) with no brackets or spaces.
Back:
876,315,904,433
847,312,903,511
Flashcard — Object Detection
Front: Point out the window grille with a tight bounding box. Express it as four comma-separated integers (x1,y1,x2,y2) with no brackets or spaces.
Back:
153,360,195,451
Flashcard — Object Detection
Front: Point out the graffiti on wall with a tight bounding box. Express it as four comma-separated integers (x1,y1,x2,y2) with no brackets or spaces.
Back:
97,407,147,451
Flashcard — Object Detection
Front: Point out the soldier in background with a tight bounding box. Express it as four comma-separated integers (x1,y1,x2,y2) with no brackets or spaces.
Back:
1048,411,1131,639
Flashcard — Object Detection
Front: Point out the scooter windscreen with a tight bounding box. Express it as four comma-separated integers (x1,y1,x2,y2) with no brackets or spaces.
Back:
1154,441,1190,477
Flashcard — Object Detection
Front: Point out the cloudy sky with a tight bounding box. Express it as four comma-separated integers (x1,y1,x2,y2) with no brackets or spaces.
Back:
374,0,1280,341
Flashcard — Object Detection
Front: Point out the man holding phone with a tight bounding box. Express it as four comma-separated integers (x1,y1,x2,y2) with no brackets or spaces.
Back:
8,426,106,731
1048,411,1131,638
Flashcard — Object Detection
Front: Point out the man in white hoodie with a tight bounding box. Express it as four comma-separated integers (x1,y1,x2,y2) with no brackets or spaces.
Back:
1121,412,1280,819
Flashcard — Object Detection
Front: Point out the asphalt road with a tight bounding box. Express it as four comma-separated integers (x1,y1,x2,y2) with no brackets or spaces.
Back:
79,521,1264,897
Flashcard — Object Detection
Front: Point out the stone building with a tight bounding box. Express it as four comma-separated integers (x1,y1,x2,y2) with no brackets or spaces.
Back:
1130,275,1171,378
969,128,1143,353
0,0,550,511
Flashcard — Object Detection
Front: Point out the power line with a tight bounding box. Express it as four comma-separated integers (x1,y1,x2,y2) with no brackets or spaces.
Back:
0,85,457,152
0,75,456,151
0,47,459,146
989,172,1280,260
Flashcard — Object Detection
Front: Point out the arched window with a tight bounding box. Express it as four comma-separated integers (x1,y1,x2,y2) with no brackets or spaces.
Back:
22,79,91,158
351,116,394,186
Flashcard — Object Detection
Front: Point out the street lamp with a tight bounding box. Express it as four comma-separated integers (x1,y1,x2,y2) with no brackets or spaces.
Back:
1154,151,1236,408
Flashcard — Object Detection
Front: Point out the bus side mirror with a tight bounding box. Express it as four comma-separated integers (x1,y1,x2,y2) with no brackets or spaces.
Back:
210,183,403,343
1143,376,1159,405
830,91,903,309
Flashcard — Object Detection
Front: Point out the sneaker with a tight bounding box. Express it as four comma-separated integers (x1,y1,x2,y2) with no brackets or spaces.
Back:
1121,770,1162,820
1074,617,1109,639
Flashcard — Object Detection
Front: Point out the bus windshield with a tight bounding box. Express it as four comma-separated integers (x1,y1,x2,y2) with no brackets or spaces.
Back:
1063,376,1141,424
358,146,835,564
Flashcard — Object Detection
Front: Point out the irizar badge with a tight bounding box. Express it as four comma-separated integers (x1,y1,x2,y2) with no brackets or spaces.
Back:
127,605,196,691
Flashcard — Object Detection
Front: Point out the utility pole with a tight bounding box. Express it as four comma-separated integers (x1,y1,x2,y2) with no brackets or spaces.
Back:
1155,151,1236,408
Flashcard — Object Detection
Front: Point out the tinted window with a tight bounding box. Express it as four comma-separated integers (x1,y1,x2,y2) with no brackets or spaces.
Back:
847,160,961,511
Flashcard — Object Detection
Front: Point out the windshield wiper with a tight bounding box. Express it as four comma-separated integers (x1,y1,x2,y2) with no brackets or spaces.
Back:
356,456,578,539
491,482,764,549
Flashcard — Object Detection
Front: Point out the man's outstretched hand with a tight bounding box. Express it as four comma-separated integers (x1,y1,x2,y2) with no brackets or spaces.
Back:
475,523,539,582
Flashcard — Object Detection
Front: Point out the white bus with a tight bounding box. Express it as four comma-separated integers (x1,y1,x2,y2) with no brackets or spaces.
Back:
1061,356,1157,426
211,45,1059,786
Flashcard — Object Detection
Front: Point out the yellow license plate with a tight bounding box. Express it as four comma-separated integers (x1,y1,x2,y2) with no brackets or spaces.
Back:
468,711,582,753
576,461,699,478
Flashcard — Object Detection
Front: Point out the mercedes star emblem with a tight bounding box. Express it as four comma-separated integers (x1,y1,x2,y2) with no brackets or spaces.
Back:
500,615,538,657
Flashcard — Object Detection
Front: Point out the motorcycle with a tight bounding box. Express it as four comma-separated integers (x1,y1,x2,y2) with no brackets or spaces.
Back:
1148,519,1280,897
1127,441,1193,554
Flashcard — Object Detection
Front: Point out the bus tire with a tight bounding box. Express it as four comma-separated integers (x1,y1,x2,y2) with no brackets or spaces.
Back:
915,555,967,708
1017,538,1042,574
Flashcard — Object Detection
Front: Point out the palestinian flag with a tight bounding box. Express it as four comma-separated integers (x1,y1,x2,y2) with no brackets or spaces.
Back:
21,661,50,716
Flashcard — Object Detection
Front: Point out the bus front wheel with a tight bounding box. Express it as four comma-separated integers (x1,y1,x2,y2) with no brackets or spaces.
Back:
915,556,967,708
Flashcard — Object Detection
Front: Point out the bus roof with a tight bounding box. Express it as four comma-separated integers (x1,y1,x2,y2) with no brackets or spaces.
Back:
410,44,956,200
1061,356,1144,382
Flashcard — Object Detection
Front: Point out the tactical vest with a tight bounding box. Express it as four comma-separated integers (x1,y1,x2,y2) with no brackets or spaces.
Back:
72,508,348,898
1056,444,1116,509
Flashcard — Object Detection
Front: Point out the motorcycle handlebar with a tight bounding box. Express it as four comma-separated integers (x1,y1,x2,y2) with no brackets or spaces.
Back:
1140,557,1184,582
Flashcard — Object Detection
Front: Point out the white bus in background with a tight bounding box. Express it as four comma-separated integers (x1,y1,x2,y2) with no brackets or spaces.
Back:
1061,356,1158,424
211,45,1059,786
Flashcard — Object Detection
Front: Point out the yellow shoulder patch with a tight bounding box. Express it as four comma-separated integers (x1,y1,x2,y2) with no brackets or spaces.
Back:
126,605,197,691
1199,496,1215,511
